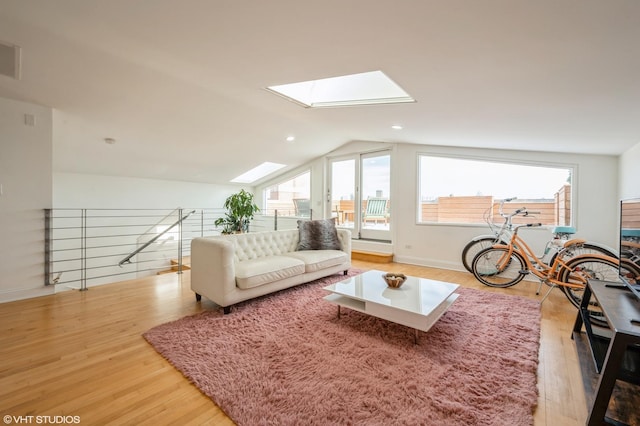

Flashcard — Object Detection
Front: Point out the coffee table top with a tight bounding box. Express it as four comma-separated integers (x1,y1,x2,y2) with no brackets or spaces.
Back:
323,269,459,315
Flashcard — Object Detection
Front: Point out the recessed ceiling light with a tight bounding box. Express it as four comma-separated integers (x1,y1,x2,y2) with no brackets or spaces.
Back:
391,125,403,130
231,162,286,183
104,137,116,144
286,136,295,142
266,70,415,108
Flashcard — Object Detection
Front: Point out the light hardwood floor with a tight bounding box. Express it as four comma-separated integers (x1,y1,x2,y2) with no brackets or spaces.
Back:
0,261,587,425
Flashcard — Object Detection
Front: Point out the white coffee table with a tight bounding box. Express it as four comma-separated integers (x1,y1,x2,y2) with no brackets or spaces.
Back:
323,269,459,343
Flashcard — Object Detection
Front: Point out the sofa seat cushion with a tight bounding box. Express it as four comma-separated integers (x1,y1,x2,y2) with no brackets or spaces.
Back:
235,256,305,289
283,250,348,273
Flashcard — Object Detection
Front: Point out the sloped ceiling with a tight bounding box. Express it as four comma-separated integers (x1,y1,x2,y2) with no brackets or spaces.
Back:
1,0,639,185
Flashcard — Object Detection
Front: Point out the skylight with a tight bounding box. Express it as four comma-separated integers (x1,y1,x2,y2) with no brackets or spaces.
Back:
266,70,415,108
231,162,286,183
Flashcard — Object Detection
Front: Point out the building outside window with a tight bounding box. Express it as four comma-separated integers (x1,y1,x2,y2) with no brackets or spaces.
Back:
418,155,573,226
263,171,311,217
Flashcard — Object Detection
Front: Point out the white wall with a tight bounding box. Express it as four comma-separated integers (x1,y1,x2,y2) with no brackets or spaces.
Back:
53,173,242,209
620,142,640,200
0,97,53,302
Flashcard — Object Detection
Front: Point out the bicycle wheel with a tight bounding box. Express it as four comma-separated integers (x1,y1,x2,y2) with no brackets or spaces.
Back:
461,236,508,272
620,258,640,285
559,255,620,310
472,247,527,288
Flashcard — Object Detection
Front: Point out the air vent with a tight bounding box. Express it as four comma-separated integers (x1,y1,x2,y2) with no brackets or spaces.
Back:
0,41,21,80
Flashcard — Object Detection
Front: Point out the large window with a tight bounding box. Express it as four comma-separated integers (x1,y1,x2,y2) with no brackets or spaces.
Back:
418,155,573,226
263,171,311,217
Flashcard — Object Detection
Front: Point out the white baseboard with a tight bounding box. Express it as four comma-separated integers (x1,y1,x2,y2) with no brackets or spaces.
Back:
0,286,55,303
392,255,466,273
351,240,393,254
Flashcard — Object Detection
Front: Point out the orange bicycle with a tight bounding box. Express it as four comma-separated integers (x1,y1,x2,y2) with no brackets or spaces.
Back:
461,198,615,272
471,223,640,310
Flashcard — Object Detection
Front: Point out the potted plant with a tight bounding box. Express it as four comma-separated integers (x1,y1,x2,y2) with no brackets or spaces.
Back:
214,189,260,234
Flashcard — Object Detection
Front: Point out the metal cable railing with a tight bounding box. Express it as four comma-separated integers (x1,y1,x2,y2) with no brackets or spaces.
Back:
119,209,196,267
44,207,313,290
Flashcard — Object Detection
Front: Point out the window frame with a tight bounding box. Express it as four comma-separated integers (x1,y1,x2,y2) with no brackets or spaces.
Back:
327,149,392,241
416,153,577,227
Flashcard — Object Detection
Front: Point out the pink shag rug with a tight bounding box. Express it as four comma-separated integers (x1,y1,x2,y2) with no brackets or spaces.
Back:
144,270,541,425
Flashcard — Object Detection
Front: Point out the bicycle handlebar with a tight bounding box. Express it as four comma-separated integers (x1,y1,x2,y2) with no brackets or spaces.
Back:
488,198,543,233
498,198,541,219
500,206,528,219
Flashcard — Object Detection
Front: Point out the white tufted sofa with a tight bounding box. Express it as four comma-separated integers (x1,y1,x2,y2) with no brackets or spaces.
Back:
190,228,351,313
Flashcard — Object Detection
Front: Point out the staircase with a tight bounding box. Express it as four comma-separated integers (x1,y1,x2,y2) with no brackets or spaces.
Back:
157,256,191,274
351,250,393,263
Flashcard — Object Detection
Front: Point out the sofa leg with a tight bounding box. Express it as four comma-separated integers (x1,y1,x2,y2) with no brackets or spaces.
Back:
223,306,231,315
195,293,202,302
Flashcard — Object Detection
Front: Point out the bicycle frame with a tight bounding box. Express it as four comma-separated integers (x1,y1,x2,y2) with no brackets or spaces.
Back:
485,198,524,236
491,224,617,291
464,198,617,278
482,199,553,259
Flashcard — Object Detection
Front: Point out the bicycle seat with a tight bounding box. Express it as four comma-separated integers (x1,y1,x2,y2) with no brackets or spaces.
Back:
622,228,640,238
552,226,576,235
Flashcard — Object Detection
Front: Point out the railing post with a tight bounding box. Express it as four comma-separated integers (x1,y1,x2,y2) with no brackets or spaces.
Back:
200,208,204,237
44,209,52,286
274,209,278,231
177,208,183,274
80,209,88,291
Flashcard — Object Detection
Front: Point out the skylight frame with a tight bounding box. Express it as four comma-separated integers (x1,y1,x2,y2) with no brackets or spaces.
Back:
231,162,286,184
266,70,415,108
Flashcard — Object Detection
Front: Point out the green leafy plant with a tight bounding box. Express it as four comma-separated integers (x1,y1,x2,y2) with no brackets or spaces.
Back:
214,189,260,234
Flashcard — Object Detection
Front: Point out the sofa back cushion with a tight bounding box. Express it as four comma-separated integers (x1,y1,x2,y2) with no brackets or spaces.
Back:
213,230,300,262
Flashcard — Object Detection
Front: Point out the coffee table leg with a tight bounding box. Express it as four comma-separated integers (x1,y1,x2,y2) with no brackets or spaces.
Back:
414,329,419,345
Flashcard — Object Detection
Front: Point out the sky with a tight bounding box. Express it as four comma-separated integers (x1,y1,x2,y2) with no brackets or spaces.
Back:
419,156,571,200
331,156,391,200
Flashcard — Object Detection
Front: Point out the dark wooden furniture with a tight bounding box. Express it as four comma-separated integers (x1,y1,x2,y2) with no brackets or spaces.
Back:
572,280,640,425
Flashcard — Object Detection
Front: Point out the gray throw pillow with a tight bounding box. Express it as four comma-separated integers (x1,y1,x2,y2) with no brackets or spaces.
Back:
297,219,342,251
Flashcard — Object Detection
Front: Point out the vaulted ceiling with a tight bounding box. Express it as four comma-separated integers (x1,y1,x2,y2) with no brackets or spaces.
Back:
1,0,639,184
